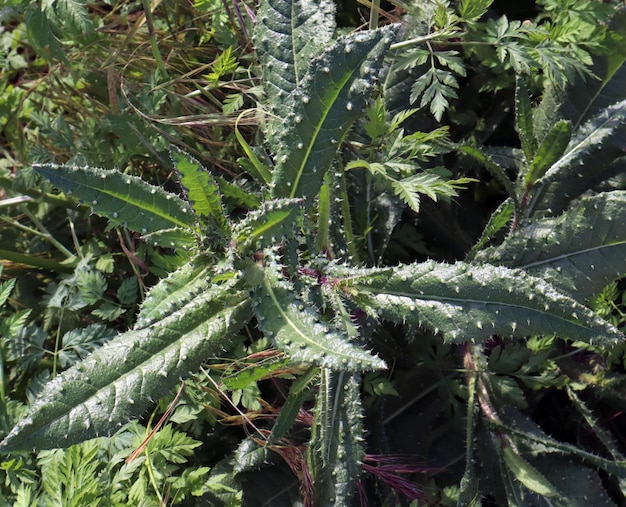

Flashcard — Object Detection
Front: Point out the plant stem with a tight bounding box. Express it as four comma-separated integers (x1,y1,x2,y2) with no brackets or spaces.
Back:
368,0,380,30
0,249,75,272
142,0,169,81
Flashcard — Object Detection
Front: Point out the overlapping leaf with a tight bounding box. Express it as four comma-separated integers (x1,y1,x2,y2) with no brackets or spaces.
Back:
252,258,386,371
269,25,397,200
476,191,626,303
336,261,622,345
0,284,250,451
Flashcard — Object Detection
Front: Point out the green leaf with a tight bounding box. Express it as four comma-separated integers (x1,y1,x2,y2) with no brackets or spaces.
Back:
269,25,397,200
268,366,318,444
35,164,197,240
338,261,622,345
458,0,493,22
524,120,571,188
0,279,16,307
502,447,559,497
476,191,626,303
233,198,303,253
252,256,386,371
0,285,250,451
530,99,626,214
170,147,229,235
307,370,364,505
135,259,226,329
254,0,336,125
234,129,272,185
515,76,537,163
467,199,514,259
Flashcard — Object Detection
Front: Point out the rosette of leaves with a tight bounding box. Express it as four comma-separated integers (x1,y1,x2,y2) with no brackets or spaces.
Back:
3,0,626,504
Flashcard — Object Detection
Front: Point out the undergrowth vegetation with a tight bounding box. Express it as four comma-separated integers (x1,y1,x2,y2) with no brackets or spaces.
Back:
2,0,626,505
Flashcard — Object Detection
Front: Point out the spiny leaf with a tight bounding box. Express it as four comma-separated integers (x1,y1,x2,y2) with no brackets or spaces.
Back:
270,25,397,200
515,76,537,163
253,0,335,119
502,447,559,498
170,147,229,235
135,259,232,329
307,370,364,505
530,98,626,214
233,198,303,253
524,120,571,188
336,261,622,345
252,257,386,371
476,191,626,303
35,164,197,241
467,198,515,259
0,286,250,451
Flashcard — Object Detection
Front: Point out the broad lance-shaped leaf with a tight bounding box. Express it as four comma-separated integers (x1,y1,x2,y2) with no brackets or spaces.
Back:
252,259,386,371
0,285,251,451
170,147,229,236
254,0,335,124
475,191,626,303
270,25,397,200
36,164,197,242
333,261,622,346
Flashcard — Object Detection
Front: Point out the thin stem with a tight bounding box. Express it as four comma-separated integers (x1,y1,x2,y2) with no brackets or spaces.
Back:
368,0,380,30
22,209,74,258
142,0,169,81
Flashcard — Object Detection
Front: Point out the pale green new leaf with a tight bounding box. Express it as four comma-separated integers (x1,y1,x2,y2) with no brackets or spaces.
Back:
170,147,229,235
0,283,250,451
337,261,621,345
524,120,571,188
476,191,626,303
270,25,397,200
530,99,626,214
35,164,197,241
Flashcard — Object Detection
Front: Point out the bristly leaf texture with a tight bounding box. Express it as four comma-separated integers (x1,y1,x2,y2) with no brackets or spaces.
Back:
307,370,365,505
476,191,626,303
254,0,335,137
335,261,622,345
232,198,303,254
0,281,250,451
170,147,229,236
251,253,386,371
529,99,626,214
35,164,197,244
265,25,397,200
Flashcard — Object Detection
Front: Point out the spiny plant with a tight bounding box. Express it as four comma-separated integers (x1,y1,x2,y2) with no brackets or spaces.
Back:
3,0,626,505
